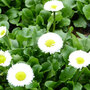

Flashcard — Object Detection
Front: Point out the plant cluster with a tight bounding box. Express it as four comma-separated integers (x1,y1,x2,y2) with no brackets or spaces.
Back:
0,0,90,90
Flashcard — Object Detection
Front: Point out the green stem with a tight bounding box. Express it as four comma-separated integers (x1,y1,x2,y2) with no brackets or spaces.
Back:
74,68,85,82
53,12,55,32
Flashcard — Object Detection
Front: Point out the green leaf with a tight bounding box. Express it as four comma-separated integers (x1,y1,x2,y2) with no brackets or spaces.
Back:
80,38,90,51
27,56,39,67
40,10,51,23
55,12,62,22
23,48,31,56
62,6,74,18
83,67,90,76
2,34,11,49
9,17,20,25
12,54,24,63
0,14,8,21
25,81,39,89
73,82,82,90
0,8,1,13
6,8,19,19
46,69,56,79
0,85,3,89
76,1,84,14
85,38,90,51
13,87,24,90
77,0,88,3
22,8,33,26
45,81,56,88
35,4,43,15
76,32,86,39
36,15,44,26
33,64,42,74
47,16,54,31
52,59,60,71
83,4,90,20
84,84,90,90
55,30,67,41
73,16,87,28
33,65,43,82
61,87,69,90
15,0,22,8
59,66,77,82
62,0,75,8
1,0,10,8
16,35,27,47
25,0,35,8
72,34,83,50
61,45,76,62
34,0,41,4
0,21,9,29
59,18,70,27
10,39,19,48
41,62,51,73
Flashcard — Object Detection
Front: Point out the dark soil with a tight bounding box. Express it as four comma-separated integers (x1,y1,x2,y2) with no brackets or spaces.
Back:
73,26,90,37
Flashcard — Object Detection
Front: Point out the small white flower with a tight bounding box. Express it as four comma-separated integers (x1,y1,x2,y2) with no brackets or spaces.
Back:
68,50,90,69
38,32,63,54
0,26,6,38
44,0,64,11
0,50,12,67
7,63,34,87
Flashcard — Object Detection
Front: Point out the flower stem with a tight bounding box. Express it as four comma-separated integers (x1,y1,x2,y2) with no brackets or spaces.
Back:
74,68,85,82
53,12,55,32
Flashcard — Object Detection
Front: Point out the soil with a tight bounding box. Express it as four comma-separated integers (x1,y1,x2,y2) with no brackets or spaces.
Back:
73,26,90,37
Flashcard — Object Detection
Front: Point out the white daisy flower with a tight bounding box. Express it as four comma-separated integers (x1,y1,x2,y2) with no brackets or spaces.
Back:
44,0,64,11
0,26,6,38
0,50,12,67
38,32,63,54
68,50,90,69
7,63,34,87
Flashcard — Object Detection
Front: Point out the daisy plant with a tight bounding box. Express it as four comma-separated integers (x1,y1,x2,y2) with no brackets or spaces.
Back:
0,26,12,49
44,0,64,32
68,50,90,82
68,50,90,69
0,26,6,38
38,32,63,54
0,50,12,67
7,63,34,87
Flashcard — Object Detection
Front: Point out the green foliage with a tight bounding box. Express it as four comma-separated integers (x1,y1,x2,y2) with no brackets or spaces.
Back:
47,16,54,31
59,66,77,82
45,81,57,89
0,0,90,90
73,82,82,90
25,81,39,89
59,18,70,27
71,34,83,50
62,0,75,8
62,6,74,18
73,16,87,28
61,45,76,63
83,4,90,20
84,84,90,90
22,8,33,26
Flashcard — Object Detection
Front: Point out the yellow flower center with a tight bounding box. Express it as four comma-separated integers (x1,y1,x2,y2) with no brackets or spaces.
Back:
51,5,57,9
76,57,85,64
0,55,6,64
45,39,55,47
15,71,26,81
0,30,5,36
